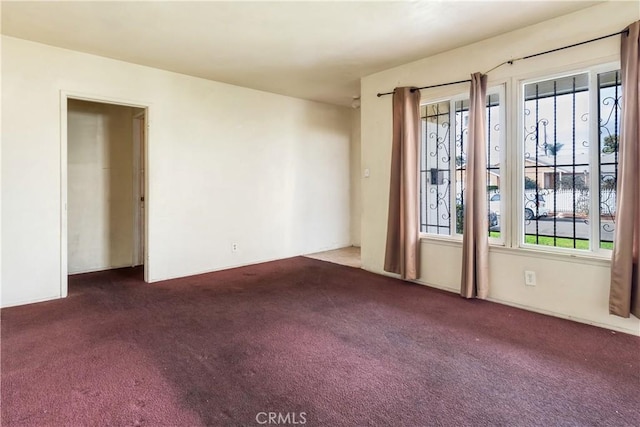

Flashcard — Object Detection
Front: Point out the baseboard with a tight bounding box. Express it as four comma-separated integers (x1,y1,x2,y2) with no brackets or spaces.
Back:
1,294,61,309
361,266,640,337
69,264,139,275
483,296,640,336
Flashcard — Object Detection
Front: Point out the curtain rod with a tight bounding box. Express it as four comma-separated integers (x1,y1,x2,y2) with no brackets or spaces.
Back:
376,29,629,98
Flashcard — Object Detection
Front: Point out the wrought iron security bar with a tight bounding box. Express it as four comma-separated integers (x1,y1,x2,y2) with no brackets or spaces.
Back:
523,70,621,250
420,95,501,236
598,70,621,249
523,74,590,248
420,102,452,235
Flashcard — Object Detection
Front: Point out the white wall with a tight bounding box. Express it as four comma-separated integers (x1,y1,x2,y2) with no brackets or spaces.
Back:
1,36,351,307
350,108,361,247
361,2,640,335
67,100,137,274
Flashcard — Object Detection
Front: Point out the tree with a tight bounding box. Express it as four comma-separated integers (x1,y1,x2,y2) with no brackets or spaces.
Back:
601,175,616,191
544,142,564,156
602,134,618,154
559,174,588,191
524,176,538,190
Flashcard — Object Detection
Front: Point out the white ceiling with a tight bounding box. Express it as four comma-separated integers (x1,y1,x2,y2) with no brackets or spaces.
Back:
1,1,601,106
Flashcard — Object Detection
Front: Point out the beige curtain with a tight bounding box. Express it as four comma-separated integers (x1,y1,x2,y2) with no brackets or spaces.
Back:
384,87,420,280
610,22,640,318
460,73,489,299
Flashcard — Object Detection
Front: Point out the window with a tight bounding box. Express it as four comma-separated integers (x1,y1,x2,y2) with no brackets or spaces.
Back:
598,70,621,250
418,64,620,256
420,90,503,239
420,101,452,236
521,68,620,251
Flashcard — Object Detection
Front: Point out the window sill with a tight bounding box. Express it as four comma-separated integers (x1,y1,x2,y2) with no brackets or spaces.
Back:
498,245,612,266
419,235,611,266
419,234,462,247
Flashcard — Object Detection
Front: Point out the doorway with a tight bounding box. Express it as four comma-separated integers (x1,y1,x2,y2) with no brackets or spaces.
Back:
64,97,147,285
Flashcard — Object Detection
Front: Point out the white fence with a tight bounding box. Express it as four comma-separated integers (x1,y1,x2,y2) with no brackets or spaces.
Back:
540,189,616,216
487,189,617,216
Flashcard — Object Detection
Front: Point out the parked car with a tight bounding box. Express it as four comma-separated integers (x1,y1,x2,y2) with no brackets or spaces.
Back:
489,193,549,220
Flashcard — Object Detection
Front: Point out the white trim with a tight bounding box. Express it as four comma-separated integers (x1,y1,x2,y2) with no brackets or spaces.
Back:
149,253,326,284
588,69,601,252
419,82,470,106
60,90,151,297
515,73,525,250
491,83,507,246
68,265,138,276
448,99,457,235
487,244,611,267
590,63,621,257
363,265,637,336
507,54,619,87
420,234,463,245
59,94,68,298
505,76,517,250
420,85,505,242
2,294,63,309
61,90,150,110
515,61,621,256
484,295,639,336
132,115,144,267
419,237,610,266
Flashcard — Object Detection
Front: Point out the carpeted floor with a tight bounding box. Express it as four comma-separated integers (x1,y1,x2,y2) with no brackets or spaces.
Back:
2,257,639,426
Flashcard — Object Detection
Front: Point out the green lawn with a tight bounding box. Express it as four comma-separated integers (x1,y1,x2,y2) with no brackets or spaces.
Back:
488,231,613,250
525,235,590,249
601,241,614,250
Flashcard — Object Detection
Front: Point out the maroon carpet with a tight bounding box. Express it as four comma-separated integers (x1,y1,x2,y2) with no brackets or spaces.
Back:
2,257,639,426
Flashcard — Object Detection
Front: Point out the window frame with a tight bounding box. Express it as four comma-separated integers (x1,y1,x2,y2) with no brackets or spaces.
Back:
419,84,506,246
515,61,621,257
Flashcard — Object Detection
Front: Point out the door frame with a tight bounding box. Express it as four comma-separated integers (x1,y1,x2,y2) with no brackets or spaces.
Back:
132,111,145,267
60,90,150,297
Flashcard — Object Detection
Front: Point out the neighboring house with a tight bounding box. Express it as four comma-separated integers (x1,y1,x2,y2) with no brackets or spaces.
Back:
524,158,584,190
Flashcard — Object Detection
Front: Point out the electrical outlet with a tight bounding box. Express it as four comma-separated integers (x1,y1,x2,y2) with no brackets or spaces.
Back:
232,243,238,252
524,270,536,286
